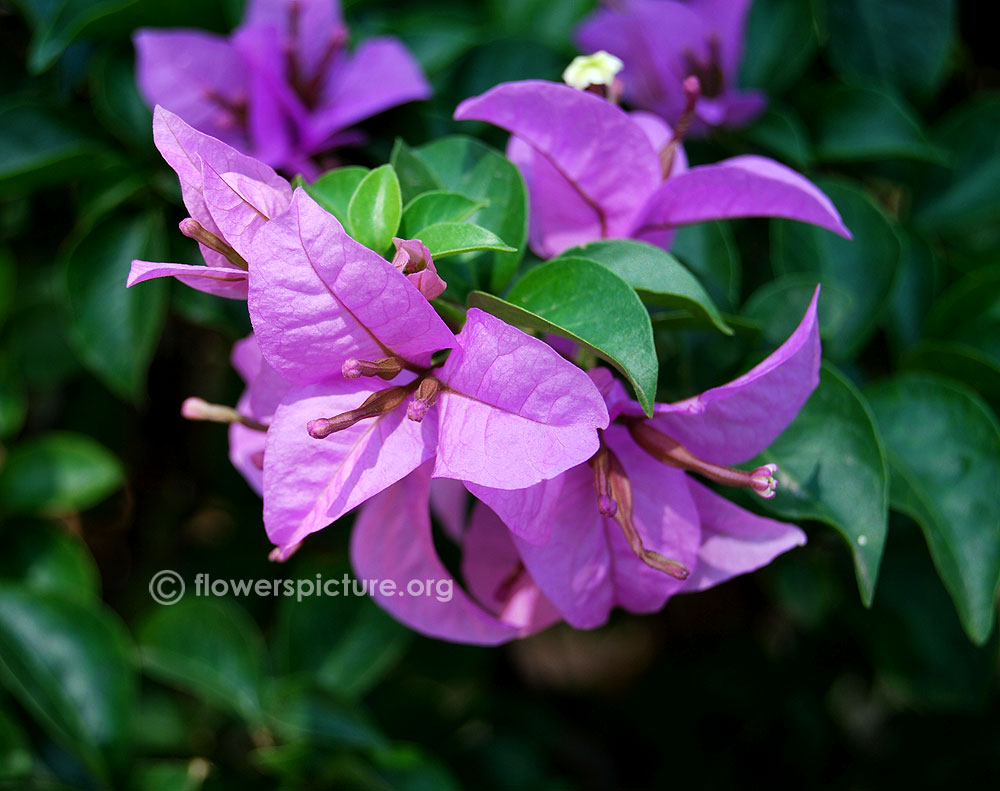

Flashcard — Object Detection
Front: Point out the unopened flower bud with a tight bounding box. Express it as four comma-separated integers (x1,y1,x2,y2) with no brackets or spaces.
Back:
406,377,442,423
341,356,403,380
391,237,446,299
308,385,411,438
182,397,266,431
178,218,248,270
750,463,779,499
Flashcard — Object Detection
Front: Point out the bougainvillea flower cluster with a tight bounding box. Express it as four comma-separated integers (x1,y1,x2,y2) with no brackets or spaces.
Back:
455,80,850,258
134,0,430,176
129,7,840,641
575,0,765,134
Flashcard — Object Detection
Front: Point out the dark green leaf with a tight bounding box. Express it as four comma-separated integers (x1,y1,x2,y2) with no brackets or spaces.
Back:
742,105,813,169
390,139,443,205
306,166,370,228
867,374,1000,644
886,231,940,353
914,98,1000,236
416,222,514,258
414,135,527,293
65,211,169,402
265,680,389,750
0,587,136,782
13,0,137,73
752,363,889,606
741,0,819,95
772,179,900,359
469,257,658,414
670,221,741,311
0,99,103,193
88,50,153,149
825,0,955,102
348,165,402,254
0,249,14,329
560,239,732,334
0,705,33,782
0,522,100,600
902,342,1000,406
743,273,856,349
138,596,266,723
0,432,123,516
812,84,945,163
134,760,209,791
402,191,488,237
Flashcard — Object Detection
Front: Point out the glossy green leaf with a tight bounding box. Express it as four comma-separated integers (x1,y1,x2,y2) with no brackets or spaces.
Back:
272,567,411,700
0,432,123,516
902,342,1000,405
416,222,514,259
867,374,1000,644
825,0,955,102
0,587,136,782
347,165,402,254
265,680,389,750
305,166,369,228
741,0,819,95
414,135,527,293
0,522,100,600
0,99,103,193
469,257,658,414
886,231,940,352
560,239,732,334
65,211,168,402
772,179,900,360
914,98,1000,236
13,0,137,73
925,265,1000,367
743,273,856,349
390,138,443,204
402,191,488,237
670,221,741,311
88,50,153,149
812,85,945,163
743,105,813,169
138,596,266,723
752,363,889,606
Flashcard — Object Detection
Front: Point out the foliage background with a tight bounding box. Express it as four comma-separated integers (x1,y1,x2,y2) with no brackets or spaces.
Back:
1,0,999,788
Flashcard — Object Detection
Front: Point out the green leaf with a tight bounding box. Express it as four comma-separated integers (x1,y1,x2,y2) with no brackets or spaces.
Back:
742,105,813,169
12,0,137,73
65,211,169,402
560,239,732,335
0,522,100,600
743,273,856,350
469,257,658,414
0,586,136,783
0,705,32,782
867,374,1000,644
811,84,945,163
825,0,955,102
138,596,265,722
0,99,103,194
487,0,592,49
272,567,411,700
402,191,488,237
0,432,124,516
902,341,1000,406
0,248,14,329
752,363,889,606
886,231,940,352
914,98,1000,236
88,50,153,149
772,179,900,360
414,135,527,294
416,222,514,259
741,0,819,95
347,164,402,254
670,221,741,311
134,760,209,791
305,166,369,228
265,680,389,751
390,138,443,205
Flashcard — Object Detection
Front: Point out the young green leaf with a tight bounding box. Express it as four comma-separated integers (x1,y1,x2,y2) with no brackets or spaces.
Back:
390,138,443,204
305,166,369,228
347,164,402,254
416,222,515,259
402,191,488,237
